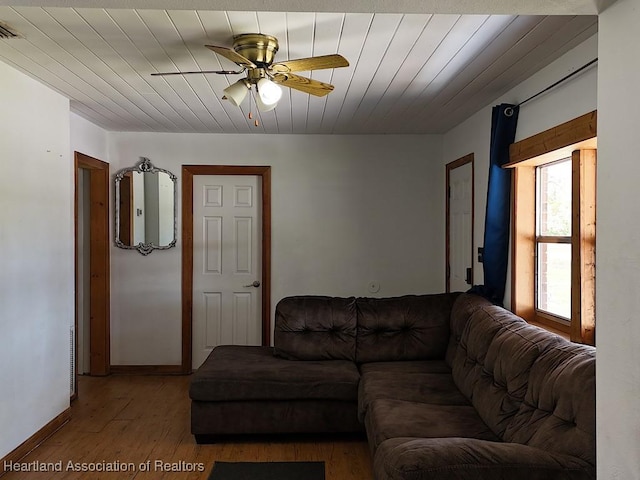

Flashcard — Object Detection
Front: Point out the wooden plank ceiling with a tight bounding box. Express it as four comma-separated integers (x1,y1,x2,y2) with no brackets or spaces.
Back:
0,7,597,134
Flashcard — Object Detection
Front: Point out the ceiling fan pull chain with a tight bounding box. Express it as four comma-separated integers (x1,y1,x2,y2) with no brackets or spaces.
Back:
247,88,259,127
248,88,254,120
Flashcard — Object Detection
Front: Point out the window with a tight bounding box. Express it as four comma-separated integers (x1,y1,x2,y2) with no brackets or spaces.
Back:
509,111,596,345
536,158,572,321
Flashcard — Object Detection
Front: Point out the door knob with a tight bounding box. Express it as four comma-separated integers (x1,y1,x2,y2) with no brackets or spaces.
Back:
243,280,261,288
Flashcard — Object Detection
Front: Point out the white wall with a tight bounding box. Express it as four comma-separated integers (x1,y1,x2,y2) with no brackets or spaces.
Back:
70,112,108,162
442,34,598,307
108,133,444,365
597,0,640,477
0,62,72,458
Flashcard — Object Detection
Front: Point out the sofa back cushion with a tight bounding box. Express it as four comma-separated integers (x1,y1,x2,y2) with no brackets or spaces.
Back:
452,306,561,439
356,293,457,363
504,343,596,466
445,293,493,367
273,296,357,361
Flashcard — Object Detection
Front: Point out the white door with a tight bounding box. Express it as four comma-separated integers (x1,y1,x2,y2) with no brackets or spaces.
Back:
448,160,473,292
192,175,262,369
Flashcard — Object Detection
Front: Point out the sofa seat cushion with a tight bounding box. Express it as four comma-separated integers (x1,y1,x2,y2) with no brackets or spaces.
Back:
190,345,360,402
374,437,595,480
365,398,499,452
358,371,469,422
359,360,451,375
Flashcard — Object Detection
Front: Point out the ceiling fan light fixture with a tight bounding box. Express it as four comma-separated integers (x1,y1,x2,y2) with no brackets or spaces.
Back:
223,79,250,106
154,34,350,120
256,77,282,111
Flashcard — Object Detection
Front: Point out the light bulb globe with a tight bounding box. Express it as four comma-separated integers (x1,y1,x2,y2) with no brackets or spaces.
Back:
223,80,249,106
257,78,282,109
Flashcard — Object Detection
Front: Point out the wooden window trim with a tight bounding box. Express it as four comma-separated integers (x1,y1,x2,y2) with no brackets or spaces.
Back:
571,149,596,345
537,236,571,244
507,111,596,166
511,165,536,323
509,111,596,345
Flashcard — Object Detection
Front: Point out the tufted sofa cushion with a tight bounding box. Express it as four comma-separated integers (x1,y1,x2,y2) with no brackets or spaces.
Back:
273,296,357,361
445,293,492,367
504,343,596,467
190,345,360,402
356,293,458,363
452,305,563,438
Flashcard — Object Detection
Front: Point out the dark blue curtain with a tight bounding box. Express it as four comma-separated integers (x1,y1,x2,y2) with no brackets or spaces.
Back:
471,104,519,305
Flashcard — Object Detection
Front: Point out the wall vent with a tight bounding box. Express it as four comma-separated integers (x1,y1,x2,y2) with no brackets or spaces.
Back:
0,21,21,39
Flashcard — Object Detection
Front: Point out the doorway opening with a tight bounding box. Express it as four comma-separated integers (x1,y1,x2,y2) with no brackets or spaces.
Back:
446,153,474,293
74,152,110,393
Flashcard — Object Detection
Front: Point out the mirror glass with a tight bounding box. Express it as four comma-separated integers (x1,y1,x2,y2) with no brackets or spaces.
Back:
115,158,177,255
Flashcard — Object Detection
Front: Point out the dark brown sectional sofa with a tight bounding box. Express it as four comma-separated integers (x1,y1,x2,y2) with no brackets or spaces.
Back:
189,292,596,480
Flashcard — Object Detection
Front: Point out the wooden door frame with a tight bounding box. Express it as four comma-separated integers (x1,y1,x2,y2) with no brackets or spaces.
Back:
445,153,474,292
182,165,272,374
74,152,111,379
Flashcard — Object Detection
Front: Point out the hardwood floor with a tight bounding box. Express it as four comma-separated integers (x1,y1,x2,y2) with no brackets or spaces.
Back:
3,375,372,480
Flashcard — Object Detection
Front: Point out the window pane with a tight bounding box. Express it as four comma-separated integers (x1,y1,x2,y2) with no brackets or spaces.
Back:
538,159,572,236
537,242,571,319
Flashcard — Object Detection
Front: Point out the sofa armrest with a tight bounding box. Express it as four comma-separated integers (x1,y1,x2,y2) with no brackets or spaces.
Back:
374,437,595,480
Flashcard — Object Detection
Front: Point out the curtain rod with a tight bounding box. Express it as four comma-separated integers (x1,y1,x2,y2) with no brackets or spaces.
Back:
504,58,598,117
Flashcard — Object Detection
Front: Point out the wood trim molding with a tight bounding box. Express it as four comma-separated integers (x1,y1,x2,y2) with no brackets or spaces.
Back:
447,153,474,170
74,152,110,377
445,153,474,292
260,167,272,346
181,165,272,374
109,365,184,375
508,110,597,165
1,408,71,475
511,165,536,322
181,168,194,374
571,149,597,345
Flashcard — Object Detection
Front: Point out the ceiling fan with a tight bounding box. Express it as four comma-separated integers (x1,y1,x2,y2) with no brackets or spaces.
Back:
152,33,349,117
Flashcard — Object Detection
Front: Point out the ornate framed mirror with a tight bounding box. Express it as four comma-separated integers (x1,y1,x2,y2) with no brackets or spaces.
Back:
114,157,177,255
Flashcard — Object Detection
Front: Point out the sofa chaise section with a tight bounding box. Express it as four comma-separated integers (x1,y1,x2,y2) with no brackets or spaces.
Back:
190,296,363,441
190,345,362,440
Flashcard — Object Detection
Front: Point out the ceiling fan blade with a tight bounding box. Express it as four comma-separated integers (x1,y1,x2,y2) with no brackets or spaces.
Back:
271,54,349,73
151,69,243,76
205,45,256,69
272,73,335,97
